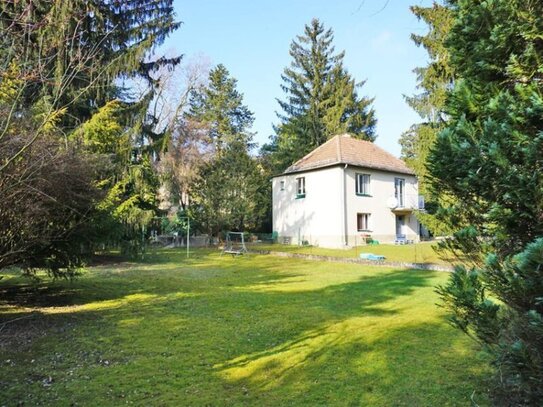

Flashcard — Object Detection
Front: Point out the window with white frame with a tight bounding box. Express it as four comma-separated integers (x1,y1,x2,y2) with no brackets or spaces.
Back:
357,213,371,231
356,173,371,195
394,177,405,207
296,177,306,197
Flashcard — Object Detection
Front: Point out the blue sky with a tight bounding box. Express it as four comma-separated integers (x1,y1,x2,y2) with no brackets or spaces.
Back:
165,0,432,157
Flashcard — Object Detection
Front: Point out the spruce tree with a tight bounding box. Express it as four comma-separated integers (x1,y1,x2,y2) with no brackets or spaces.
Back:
0,1,181,270
186,64,254,151
399,2,454,235
266,18,376,172
428,1,543,403
186,65,266,236
0,1,180,127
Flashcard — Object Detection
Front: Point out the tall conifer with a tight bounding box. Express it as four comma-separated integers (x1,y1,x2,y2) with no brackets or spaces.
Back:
400,2,454,235
266,18,376,172
186,65,266,235
186,64,254,151
0,1,181,268
428,1,543,402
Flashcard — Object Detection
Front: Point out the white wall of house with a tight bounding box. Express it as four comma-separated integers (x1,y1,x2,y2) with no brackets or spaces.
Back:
344,167,419,245
272,166,420,248
272,166,344,248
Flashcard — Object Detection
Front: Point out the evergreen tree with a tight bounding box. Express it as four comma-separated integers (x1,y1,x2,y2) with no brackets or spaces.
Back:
190,141,267,236
186,64,254,151
429,1,543,403
266,18,376,172
0,64,101,273
0,1,180,272
186,65,267,236
0,1,180,128
399,2,454,235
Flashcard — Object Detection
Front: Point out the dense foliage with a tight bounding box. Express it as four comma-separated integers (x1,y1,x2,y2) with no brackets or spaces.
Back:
0,1,180,275
399,3,455,236
428,1,543,403
185,65,268,236
264,18,376,172
0,68,101,272
430,0,543,262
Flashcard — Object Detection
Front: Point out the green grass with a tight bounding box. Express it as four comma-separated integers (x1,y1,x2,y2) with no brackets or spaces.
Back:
0,249,489,406
251,241,451,265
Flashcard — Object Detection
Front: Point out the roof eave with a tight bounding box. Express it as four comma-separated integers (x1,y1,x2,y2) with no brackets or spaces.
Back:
272,162,342,177
273,161,416,177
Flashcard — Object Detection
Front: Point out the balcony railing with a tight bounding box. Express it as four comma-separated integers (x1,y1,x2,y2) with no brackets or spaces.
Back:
388,194,425,211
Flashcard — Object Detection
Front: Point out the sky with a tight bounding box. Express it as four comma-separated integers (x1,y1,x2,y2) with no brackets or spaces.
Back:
164,0,433,157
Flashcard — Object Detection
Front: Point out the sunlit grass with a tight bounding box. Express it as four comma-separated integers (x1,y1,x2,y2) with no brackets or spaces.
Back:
251,241,451,264
0,249,489,405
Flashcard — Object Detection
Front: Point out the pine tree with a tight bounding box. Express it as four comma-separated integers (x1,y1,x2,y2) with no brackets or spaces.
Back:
0,1,180,127
399,2,454,235
429,0,543,261
429,1,543,403
266,18,376,172
186,64,254,151
186,65,266,236
0,1,181,270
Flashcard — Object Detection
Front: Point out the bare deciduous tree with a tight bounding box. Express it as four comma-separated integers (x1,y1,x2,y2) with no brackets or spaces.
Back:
153,57,213,213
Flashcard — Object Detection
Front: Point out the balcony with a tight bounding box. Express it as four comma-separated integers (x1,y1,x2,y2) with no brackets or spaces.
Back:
387,194,425,213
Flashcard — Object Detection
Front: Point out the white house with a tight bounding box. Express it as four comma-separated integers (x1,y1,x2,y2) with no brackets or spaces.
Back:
272,134,424,248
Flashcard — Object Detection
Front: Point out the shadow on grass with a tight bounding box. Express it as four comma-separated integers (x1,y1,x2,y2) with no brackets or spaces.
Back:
0,250,488,406
214,320,490,406
0,249,221,309
0,251,433,348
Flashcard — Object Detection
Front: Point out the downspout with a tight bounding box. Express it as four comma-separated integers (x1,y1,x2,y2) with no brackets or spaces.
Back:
342,164,348,246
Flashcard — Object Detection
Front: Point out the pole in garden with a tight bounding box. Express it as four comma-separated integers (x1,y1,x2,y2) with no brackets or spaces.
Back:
186,217,190,258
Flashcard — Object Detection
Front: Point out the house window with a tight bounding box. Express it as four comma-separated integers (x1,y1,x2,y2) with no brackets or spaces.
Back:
356,173,371,196
357,213,371,231
394,178,405,207
280,180,285,191
296,177,306,198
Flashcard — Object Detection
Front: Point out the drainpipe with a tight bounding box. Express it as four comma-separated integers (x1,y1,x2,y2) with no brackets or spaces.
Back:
342,164,348,246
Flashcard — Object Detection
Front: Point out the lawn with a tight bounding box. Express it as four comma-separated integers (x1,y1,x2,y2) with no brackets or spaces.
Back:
251,241,452,265
0,249,489,406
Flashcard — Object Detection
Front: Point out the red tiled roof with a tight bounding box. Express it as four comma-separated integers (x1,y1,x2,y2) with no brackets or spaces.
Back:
283,134,415,175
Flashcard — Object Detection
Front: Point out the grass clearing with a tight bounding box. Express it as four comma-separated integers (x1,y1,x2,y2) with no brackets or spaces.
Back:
251,241,451,265
1,249,489,406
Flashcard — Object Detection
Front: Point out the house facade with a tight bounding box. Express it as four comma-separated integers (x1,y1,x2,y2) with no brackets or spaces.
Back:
272,134,423,248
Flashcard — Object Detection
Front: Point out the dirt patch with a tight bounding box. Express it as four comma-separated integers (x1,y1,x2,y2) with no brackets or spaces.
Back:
87,254,128,267
0,311,79,351
0,282,83,351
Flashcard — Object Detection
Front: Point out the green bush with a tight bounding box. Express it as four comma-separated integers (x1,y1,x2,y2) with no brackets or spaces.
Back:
438,239,543,405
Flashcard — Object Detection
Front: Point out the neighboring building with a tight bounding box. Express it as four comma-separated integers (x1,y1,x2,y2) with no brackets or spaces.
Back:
272,134,424,248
